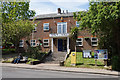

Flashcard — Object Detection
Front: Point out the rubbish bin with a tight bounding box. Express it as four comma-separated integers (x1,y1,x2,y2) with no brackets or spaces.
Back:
60,61,64,66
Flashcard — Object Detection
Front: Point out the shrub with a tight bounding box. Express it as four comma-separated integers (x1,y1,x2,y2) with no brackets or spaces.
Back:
112,55,120,71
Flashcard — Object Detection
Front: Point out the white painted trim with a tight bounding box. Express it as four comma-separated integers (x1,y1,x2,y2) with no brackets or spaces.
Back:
51,38,53,52
67,37,69,53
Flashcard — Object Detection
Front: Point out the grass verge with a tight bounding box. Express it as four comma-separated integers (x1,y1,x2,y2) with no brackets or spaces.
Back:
64,52,109,69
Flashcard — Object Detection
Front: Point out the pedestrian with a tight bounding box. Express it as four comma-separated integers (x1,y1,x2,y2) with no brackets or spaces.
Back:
14,53,23,64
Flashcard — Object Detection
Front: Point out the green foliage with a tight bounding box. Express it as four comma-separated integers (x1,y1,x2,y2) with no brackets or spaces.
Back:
23,46,46,60
2,2,36,23
70,27,79,40
73,2,120,71
2,20,35,48
26,58,39,64
2,58,14,63
1,1,36,51
112,56,120,71
2,49,15,54
64,52,105,69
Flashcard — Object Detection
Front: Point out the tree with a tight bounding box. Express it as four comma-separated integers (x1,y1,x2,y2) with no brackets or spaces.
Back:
2,20,35,51
2,1,36,52
70,27,79,52
2,2,35,23
73,2,120,71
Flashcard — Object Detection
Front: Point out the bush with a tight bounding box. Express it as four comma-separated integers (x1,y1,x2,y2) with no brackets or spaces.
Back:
22,47,48,60
2,49,15,54
112,55,120,71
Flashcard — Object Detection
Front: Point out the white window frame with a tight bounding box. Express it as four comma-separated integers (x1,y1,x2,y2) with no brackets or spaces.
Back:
91,37,98,46
43,23,49,31
43,39,49,47
57,22,67,34
30,39,36,47
19,40,24,47
76,38,83,46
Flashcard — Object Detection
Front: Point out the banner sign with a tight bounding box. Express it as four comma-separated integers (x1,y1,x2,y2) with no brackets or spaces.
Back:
94,49,108,59
83,50,92,58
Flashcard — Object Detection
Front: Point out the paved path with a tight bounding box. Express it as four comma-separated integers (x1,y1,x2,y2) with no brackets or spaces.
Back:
2,67,118,78
1,63,119,76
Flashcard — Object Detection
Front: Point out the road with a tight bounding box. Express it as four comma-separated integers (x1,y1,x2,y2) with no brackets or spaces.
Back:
2,67,119,78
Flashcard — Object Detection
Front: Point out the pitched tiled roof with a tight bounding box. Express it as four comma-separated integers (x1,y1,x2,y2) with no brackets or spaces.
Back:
30,12,74,20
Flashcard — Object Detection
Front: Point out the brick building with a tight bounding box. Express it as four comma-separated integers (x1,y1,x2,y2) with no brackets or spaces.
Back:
19,8,98,53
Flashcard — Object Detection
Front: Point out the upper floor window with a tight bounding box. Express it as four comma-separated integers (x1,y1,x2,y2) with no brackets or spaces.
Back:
19,40,24,47
33,24,37,31
76,38,83,46
43,39,49,47
91,37,98,46
31,39,36,47
57,22,67,34
43,23,49,31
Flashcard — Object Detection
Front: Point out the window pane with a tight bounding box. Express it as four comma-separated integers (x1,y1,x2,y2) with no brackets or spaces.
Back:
44,26,49,30
63,24,66,33
58,25,61,34
44,43,48,46
44,40,48,42
77,38,82,41
76,42,82,46
92,42,97,46
92,38,97,41
43,23,49,26
33,43,36,46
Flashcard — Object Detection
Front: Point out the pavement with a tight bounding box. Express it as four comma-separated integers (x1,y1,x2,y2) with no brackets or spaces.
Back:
1,63,119,76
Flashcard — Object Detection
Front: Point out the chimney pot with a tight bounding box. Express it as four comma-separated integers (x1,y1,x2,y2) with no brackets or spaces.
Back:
66,10,68,14
58,8,61,14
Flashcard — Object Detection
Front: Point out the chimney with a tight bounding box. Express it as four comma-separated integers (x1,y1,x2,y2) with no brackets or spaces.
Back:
58,8,61,14
66,10,68,14
63,10,64,14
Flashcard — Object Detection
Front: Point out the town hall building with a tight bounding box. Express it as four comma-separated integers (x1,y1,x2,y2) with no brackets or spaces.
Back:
19,8,98,53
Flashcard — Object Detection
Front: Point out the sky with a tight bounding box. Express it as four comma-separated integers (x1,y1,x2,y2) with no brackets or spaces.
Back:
29,0,90,15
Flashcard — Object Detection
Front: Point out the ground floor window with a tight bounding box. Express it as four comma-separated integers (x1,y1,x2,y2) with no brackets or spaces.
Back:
31,39,36,47
19,40,24,47
43,39,49,47
76,38,83,46
91,37,98,46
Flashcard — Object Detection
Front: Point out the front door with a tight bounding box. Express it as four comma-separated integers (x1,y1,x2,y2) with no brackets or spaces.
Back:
58,39,63,51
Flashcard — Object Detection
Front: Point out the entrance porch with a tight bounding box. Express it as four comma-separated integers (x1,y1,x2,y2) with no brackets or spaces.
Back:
51,37,69,52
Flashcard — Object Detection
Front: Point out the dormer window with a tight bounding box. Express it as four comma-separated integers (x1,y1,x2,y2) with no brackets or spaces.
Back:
43,23,49,31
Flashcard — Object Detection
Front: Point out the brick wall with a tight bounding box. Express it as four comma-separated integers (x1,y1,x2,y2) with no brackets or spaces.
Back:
22,16,98,52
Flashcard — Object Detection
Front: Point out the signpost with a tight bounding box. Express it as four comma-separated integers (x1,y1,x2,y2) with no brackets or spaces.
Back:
94,49,108,66
83,50,92,58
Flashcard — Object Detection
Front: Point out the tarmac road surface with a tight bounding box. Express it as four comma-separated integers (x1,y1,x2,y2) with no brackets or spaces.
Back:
2,67,119,78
